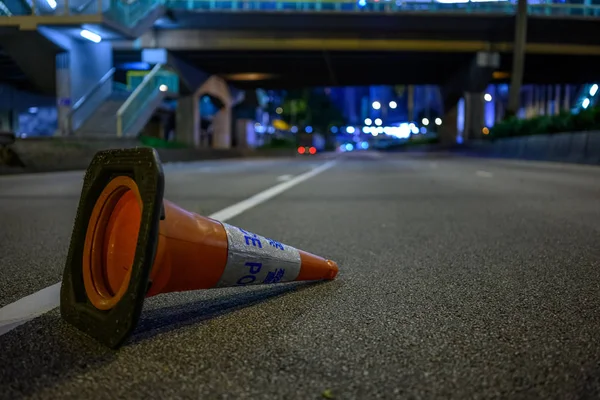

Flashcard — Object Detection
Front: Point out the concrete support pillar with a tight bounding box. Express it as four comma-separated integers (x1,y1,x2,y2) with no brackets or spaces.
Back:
193,75,233,149
0,111,10,131
232,90,260,149
176,95,200,147
45,29,113,135
407,85,415,122
507,0,528,116
56,52,71,136
495,96,504,124
212,105,232,149
554,85,561,115
484,86,495,128
234,119,255,149
439,103,458,145
563,85,571,111
534,86,541,117
525,85,534,118
540,85,546,115
546,85,553,115
440,51,498,142
463,92,485,141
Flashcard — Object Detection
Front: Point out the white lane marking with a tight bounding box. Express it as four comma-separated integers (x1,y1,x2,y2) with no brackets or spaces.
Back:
0,160,337,336
209,160,336,221
0,283,62,336
476,170,493,178
277,174,293,182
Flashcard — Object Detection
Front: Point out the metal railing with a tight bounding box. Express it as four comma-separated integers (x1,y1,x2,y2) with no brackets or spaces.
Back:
106,0,161,27
69,67,115,134
0,0,162,26
0,1,14,15
164,0,600,16
3,0,600,17
116,63,163,137
126,69,179,92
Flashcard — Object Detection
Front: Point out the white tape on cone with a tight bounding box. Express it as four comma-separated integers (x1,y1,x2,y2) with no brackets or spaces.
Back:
217,223,301,287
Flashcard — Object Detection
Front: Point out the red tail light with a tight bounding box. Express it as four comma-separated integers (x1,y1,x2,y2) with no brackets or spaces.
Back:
309,147,317,154
298,146,306,154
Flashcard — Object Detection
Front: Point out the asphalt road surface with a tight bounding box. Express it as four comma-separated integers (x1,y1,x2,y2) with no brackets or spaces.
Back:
1,151,600,399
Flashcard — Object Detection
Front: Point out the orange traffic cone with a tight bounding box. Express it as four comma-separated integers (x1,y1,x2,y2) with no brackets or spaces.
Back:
60,148,338,348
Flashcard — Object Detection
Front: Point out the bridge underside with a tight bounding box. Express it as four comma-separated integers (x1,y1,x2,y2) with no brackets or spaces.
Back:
163,50,600,89
111,10,600,89
159,11,600,47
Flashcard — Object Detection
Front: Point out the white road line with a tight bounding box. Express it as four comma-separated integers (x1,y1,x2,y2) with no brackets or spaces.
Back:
277,174,293,182
0,283,62,336
209,160,336,221
0,160,337,336
476,170,494,178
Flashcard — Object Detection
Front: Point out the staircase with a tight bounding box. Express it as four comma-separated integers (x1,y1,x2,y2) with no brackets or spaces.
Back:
72,64,178,137
0,32,60,95
0,48,29,90
117,64,178,137
0,0,164,38
98,0,165,38
0,0,31,15
75,92,130,136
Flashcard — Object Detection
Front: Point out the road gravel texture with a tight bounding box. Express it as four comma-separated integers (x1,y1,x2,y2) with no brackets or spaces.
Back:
1,152,599,399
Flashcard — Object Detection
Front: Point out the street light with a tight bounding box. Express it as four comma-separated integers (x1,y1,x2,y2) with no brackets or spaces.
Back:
80,29,101,43
582,98,591,109
484,93,493,102
435,118,442,126
375,118,382,126
422,118,429,126
372,101,381,110
389,101,397,109
364,118,372,126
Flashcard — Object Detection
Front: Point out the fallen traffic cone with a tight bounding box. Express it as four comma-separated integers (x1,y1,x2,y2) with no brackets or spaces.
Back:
60,148,338,349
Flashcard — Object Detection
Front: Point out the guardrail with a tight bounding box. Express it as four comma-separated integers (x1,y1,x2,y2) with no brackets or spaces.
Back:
0,0,161,26
116,63,163,137
126,69,179,92
105,0,161,27
2,0,600,17
469,131,600,165
167,0,600,16
69,67,115,135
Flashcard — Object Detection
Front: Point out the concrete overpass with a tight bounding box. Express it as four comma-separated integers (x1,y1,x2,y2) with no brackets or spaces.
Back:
111,10,600,89
1,0,600,146
3,1,600,92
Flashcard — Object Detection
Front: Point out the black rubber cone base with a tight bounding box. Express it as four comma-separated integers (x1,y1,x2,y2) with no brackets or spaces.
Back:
60,148,165,349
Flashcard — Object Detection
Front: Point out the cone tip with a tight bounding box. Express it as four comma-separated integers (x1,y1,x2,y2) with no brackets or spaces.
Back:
326,259,339,280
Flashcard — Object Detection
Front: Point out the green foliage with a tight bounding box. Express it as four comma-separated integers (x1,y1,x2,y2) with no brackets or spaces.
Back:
139,135,189,149
408,135,440,146
380,135,439,151
280,89,347,132
259,137,297,149
489,107,600,139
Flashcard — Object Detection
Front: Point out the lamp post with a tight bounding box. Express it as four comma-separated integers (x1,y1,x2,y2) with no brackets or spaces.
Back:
507,0,528,117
